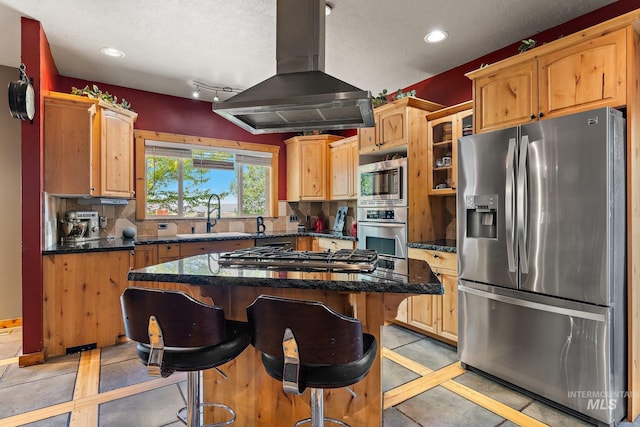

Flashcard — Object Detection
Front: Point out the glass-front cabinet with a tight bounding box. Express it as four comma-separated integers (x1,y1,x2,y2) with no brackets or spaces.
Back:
427,102,473,195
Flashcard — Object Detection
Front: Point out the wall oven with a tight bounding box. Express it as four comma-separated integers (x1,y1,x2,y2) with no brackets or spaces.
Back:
358,158,407,207
357,207,407,276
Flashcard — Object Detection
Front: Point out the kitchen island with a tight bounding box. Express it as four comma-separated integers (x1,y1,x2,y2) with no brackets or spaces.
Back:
128,253,443,426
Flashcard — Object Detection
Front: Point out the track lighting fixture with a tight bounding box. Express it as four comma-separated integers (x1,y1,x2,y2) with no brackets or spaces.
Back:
192,81,241,102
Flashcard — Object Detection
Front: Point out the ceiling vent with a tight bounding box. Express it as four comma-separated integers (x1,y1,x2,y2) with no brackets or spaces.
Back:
213,0,374,134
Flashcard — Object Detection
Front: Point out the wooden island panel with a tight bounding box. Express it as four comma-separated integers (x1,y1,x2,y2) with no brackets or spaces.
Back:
195,285,397,427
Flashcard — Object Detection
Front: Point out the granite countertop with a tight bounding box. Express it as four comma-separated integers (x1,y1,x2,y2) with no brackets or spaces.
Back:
407,239,457,253
43,231,357,255
128,254,444,295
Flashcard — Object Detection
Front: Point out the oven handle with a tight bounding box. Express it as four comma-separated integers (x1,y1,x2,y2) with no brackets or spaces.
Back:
358,222,406,227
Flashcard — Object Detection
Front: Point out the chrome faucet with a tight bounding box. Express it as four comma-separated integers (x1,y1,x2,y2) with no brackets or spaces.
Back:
206,193,221,233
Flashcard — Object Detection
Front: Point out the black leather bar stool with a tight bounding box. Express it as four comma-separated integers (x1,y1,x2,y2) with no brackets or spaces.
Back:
121,287,250,427
247,294,377,427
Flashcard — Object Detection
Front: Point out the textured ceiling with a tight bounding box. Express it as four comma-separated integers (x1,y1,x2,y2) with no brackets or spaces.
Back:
0,0,617,103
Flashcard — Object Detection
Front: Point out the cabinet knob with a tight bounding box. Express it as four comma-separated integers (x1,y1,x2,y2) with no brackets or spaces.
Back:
530,114,536,120
538,112,544,118
433,254,439,258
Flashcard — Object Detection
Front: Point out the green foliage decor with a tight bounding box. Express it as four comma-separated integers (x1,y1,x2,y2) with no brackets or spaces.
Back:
71,84,132,110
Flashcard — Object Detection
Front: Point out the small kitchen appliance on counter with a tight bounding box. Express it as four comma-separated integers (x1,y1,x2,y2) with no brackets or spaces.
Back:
59,211,100,243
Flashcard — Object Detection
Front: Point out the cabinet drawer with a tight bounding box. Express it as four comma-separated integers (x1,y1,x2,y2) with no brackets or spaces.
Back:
408,248,457,272
317,237,355,251
158,243,180,258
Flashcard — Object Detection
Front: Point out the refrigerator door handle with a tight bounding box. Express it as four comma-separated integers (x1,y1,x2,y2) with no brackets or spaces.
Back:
517,135,529,274
505,137,517,272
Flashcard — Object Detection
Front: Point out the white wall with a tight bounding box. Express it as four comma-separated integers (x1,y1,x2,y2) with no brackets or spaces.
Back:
0,65,22,320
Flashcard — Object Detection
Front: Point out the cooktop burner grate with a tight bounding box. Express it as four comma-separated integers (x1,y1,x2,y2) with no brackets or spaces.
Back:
218,247,378,272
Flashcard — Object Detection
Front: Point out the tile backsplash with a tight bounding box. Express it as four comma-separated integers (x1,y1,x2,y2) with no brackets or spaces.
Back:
44,194,300,246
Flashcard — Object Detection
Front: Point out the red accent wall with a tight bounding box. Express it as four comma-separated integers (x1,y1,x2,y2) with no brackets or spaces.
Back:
21,17,59,354
406,0,640,106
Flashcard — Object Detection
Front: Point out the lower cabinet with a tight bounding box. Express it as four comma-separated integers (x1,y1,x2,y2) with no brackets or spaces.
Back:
397,248,458,344
317,236,356,251
42,250,131,357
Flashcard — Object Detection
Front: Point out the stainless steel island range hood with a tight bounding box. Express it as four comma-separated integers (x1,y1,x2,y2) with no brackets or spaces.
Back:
213,0,374,134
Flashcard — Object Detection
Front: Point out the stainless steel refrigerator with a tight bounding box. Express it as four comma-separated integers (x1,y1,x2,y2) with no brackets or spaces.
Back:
457,107,626,426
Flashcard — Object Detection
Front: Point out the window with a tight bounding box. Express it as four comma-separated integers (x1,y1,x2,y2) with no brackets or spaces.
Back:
134,131,279,220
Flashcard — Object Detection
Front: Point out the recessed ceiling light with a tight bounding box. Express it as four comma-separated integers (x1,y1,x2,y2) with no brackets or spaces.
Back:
100,47,125,58
424,30,448,43
325,2,333,15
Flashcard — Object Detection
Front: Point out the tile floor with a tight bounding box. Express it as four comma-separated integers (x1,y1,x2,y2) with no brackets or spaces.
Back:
0,325,638,427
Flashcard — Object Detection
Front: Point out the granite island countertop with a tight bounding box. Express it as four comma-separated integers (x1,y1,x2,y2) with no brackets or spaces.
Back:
128,254,444,295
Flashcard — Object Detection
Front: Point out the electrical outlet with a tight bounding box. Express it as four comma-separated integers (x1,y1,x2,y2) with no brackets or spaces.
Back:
289,215,299,222
158,223,168,230
99,216,107,228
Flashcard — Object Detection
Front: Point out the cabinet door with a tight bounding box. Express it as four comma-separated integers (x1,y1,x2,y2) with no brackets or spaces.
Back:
539,28,626,119
407,295,438,334
474,59,538,132
299,140,327,200
350,140,359,197
378,108,406,148
358,124,378,154
101,109,134,197
132,245,157,269
428,115,455,195
437,272,458,343
330,142,351,199
180,239,254,257
44,96,97,195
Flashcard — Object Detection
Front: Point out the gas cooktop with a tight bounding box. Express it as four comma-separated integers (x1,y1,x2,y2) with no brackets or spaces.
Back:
218,247,378,272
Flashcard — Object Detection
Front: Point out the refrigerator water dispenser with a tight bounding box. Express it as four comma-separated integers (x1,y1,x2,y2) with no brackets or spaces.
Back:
465,195,497,239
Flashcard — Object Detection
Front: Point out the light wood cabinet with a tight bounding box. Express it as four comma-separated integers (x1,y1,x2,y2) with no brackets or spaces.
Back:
43,250,131,357
426,102,473,196
180,239,254,257
358,97,443,154
399,248,458,344
329,135,358,200
468,27,626,133
285,135,343,201
317,236,356,251
44,91,137,197
296,236,313,251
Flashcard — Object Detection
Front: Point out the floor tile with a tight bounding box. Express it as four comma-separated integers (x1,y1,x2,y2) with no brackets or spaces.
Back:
393,335,458,371
397,385,506,427
453,370,533,411
0,353,79,389
521,400,594,427
382,358,420,392
382,324,425,350
99,357,156,393
98,383,187,427
383,406,422,426
0,371,76,418
100,340,138,366
22,413,70,427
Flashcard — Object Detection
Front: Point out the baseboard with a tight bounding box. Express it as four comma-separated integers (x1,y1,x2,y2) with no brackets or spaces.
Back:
0,317,22,329
19,351,45,367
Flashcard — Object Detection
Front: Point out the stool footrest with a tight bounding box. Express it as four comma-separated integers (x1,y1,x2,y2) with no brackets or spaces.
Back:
177,402,236,427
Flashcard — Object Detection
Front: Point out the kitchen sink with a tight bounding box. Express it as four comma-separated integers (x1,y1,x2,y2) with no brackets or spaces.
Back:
175,232,251,239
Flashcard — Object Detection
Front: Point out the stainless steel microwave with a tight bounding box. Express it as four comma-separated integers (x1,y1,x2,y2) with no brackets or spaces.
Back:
357,157,407,207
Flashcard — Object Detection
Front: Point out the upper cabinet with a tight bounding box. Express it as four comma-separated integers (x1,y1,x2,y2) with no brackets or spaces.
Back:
285,134,343,201
358,97,443,155
426,102,473,196
468,27,627,133
44,92,138,197
329,135,358,200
